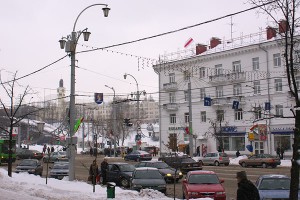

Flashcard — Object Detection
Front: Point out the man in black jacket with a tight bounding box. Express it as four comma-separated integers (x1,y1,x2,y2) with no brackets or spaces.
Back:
236,171,260,200
101,158,109,185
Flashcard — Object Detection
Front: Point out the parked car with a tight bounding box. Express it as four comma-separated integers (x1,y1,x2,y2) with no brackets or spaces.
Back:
238,153,281,168
158,154,202,174
182,170,226,200
49,161,69,180
255,174,300,200
124,150,152,162
16,148,43,160
43,151,68,163
135,161,183,182
198,152,230,166
103,162,135,188
130,167,166,194
15,159,43,176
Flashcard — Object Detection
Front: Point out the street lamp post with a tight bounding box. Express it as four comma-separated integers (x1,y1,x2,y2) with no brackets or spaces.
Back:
26,97,33,149
59,4,110,181
105,85,117,157
123,73,146,150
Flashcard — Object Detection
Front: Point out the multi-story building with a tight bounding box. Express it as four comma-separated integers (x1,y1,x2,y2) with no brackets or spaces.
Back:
153,21,297,157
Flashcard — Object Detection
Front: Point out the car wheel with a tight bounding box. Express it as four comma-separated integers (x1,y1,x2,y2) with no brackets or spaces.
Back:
214,161,220,166
224,163,229,166
262,163,268,168
199,161,204,166
120,178,129,188
272,165,277,168
241,162,247,168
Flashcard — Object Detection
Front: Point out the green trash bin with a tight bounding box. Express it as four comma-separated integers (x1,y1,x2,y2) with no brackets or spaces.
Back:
107,182,116,198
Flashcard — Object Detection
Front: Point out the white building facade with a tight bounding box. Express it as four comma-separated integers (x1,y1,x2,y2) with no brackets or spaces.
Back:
154,24,298,157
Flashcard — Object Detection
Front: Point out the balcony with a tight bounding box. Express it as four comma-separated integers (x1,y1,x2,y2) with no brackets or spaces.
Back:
212,96,245,106
209,72,246,84
162,103,179,111
163,82,178,91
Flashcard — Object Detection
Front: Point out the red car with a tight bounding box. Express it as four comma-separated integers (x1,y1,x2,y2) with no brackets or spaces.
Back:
182,170,226,200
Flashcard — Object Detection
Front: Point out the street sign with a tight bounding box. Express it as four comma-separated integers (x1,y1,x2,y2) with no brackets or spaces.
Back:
204,97,212,106
94,93,103,104
232,101,239,109
248,132,254,141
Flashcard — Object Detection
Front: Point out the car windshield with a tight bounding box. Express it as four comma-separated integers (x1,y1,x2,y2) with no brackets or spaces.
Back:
134,170,162,179
181,158,196,163
59,152,66,156
20,160,36,166
188,174,220,184
259,178,290,190
53,164,69,169
151,162,169,169
119,164,135,172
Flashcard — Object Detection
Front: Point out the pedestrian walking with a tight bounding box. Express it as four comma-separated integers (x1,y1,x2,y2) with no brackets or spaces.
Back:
236,171,260,200
89,147,93,157
276,146,281,158
236,150,241,157
196,146,200,156
89,159,99,185
47,147,50,154
51,146,54,153
100,158,108,185
280,146,285,159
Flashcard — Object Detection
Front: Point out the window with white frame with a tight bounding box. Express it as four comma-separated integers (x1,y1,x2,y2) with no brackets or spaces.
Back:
184,112,189,123
275,105,283,117
169,73,175,83
200,67,206,79
233,84,242,96
170,114,176,124
169,92,176,103
201,111,206,122
254,81,261,94
217,136,245,151
215,64,223,76
235,109,243,120
216,86,223,98
254,107,262,120
184,70,190,81
233,61,241,72
273,53,281,67
216,110,224,121
275,78,283,92
184,90,188,101
252,57,259,70
200,88,206,99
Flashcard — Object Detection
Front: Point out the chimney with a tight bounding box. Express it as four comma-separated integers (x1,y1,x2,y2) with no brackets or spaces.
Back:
210,37,221,49
279,19,288,33
196,44,207,55
266,26,276,40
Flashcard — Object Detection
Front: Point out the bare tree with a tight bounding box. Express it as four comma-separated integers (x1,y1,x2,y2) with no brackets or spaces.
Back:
0,71,38,177
248,0,300,198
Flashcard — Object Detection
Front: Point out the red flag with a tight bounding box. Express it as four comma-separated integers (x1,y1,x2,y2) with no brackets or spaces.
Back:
184,38,194,48
185,127,190,134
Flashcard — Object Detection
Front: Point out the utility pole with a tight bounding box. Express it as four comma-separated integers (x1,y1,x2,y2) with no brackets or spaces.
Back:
188,81,193,156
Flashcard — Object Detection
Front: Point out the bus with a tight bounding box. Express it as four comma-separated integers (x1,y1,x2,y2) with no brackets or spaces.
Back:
0,138,16,164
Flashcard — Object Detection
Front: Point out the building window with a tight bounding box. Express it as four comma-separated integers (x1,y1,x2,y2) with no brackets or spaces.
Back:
274,135,291,151
232,61,241,72
273,53,281,67
216,86,223,98
275,78,283,92
184,112,189,123
254,107,262,120
200,67,206,79
184,70,190,81
275,105,283,117
235,109,243,121
218,137,245,151
169,73,175,83
184,90,188,101
215,64,223,76
252,57,259,70
216,110,224,121
233,84,242,96
169,92,176,103
200,88,206,99
170,114,176,124
201,111,206,122
254,81,261,94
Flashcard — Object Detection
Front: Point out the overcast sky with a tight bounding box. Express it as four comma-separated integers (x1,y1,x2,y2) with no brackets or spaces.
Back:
0,0,275,105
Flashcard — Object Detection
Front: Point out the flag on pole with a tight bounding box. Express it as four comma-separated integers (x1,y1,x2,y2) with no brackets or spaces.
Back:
184,37,194,48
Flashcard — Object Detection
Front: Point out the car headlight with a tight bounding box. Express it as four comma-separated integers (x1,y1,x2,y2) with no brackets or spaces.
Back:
166,173,172,177
28,169,35,172
216,191,226,196
178,172,183,176
188,192,199,196
158,184,166,188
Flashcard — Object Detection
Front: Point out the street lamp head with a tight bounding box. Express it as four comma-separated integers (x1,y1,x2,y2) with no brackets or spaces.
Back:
102,6,110,17
82,31,91,41
59,39,66,49
124,73,127,79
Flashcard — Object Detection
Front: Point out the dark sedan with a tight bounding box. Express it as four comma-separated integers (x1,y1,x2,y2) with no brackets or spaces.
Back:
104,162,135,188
16,148,44,160
15,159,43,176
135,161,183,182
124,150,152,162
49,162,69,180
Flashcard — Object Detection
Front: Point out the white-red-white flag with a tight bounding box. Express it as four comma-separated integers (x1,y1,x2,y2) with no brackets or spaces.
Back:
184,37,194,48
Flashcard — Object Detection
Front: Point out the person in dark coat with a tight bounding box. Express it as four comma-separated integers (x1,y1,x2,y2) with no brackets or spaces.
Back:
280,146,285,159
196,146,200,156
276,146,281,158
51,146,54,153
89,159,99,185
100,158,109,185
236,171,260,200
236,150,241,157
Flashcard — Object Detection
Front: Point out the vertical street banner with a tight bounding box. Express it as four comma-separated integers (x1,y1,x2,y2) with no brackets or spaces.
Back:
94,93,103,104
